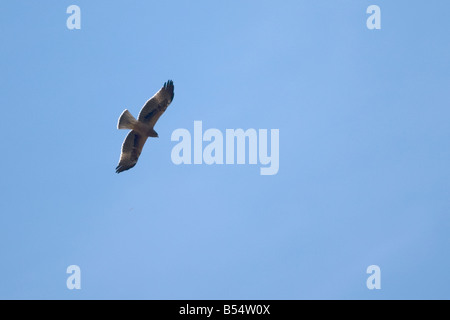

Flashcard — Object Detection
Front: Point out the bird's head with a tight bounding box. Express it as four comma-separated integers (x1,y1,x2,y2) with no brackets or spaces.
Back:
149,129,159,138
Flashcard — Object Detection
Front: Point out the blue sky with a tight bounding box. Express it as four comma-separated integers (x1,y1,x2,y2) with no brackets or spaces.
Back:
0,0,449,299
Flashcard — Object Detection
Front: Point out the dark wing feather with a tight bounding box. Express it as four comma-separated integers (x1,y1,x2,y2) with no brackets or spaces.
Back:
116,130,148,173
137,80,175,128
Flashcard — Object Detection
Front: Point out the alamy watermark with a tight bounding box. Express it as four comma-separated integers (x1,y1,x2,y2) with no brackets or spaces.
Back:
66,265,81,290
171,121,279,175
66,5,81,30
66,4,380,31
366,265,381,290
367,5,381,30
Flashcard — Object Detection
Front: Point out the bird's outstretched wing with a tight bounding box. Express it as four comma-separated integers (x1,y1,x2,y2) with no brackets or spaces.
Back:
116,130,148,173
137,80,175,128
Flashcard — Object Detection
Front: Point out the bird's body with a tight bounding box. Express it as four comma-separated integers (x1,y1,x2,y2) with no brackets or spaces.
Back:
116,80,174,173
132,121,158,138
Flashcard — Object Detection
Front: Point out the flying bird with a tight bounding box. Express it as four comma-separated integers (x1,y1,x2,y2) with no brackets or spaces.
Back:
116,80,175,173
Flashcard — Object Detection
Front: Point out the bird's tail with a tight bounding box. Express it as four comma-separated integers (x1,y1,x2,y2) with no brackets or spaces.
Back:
117,109,137,129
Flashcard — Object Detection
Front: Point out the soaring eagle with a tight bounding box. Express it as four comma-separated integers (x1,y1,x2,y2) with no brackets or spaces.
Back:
116,80,175,173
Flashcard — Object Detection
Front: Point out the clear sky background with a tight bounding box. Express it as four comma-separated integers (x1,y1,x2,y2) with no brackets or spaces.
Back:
0,1,449,299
